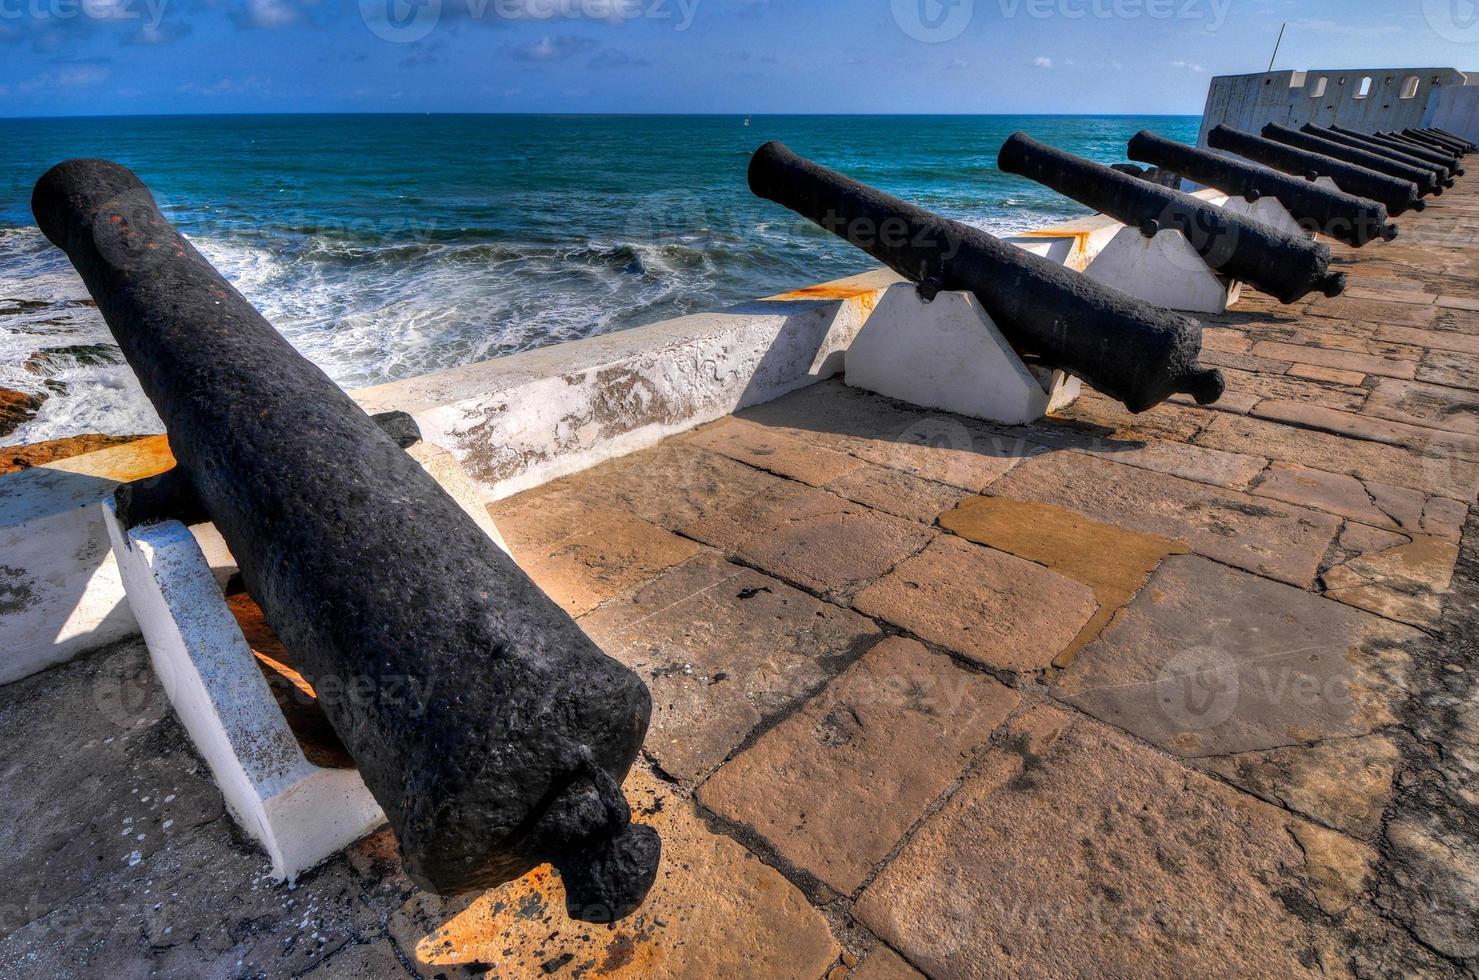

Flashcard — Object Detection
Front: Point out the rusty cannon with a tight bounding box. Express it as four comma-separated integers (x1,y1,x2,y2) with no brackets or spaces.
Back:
31,159,661,923
748,141,1224,413
1207,125,1426,217
997,132,1345,304
1126,130,1396,248
1299,123,1455,186
1333,126,1465,176
1262,123,1444,197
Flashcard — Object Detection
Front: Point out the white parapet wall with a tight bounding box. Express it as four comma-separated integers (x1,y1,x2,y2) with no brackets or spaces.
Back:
1197,67,1476,146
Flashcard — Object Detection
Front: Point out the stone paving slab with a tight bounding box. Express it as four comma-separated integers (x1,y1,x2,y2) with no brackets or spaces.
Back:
852,535,1098,681
986,451,1342,587
579,552,881,784
937,495,1188,667
698,637,1018,896
854,706,1375,980
1056,554,1420,758
388,767,839,980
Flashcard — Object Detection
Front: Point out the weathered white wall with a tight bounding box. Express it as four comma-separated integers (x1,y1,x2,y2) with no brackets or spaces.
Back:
1197,68,1470,146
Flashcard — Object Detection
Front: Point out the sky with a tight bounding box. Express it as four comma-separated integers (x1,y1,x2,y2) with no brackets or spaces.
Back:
2,0,1478,116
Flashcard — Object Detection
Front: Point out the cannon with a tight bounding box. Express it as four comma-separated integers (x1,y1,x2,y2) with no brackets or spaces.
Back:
1262,123,1444,196
748,141,1223,412
1379,129,1467,169
32,159,661,923
1334,126,1464,175
1303,124,1455,184
1393,129,1469,156
1427,127,1475,151
1410,128,1474,154
997,133,1344,304
1126,130,1396,248
1207,125,1425,216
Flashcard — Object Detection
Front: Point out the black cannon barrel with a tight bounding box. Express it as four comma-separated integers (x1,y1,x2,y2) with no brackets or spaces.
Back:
31,159,661,923
748,141,1223,412
1207,125,1425,216
1126,130,1396,248
1338,126,1464,175
1396,129,1469,156
1304,124,1454,184
1427,126,1476,151
1408,128,1471,156
1263,123,1443,196
1413,128,1474,153
998,132,1344,304
1380,129,1466,170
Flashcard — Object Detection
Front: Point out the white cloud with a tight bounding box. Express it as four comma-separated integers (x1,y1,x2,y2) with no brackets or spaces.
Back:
1033,56,1052,69
1171,59,1205,72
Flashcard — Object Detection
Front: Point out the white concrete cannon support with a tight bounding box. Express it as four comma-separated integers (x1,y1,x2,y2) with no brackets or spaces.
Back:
100,441,505,882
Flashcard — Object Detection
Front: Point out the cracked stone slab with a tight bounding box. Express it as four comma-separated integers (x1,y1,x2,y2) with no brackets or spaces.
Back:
1248,341,1416,381
854,706,1374,979
680,482,936,599
579,552,881,784
487,493,701,616
1321,534,1461,628
1363,377,1479,436
680,415,866,487
516,441,795,533
736,379,1036,490
1198,734,1400,840
1055,555,1421,758
1252,399,1479,460
1418,348,1479,391
388,766,840,979
821,463,969,525
987,451,1341,587
697,637,1019,895
1194,412,1479,502
938,495,1188,667
852,534,1098,681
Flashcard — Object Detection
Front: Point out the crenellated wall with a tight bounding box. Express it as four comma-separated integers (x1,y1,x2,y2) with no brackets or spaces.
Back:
1197,67,1478,145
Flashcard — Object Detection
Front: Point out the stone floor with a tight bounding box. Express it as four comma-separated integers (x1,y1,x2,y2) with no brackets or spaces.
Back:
5,184,1479,978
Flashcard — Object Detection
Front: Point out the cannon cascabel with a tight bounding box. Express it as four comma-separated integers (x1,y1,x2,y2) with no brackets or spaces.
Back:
30,158,660,923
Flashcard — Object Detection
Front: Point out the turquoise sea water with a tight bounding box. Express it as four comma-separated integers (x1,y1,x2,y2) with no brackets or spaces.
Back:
0,113,1198,442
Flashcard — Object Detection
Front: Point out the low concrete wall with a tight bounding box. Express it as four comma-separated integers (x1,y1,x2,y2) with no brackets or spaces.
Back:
356,268,894,501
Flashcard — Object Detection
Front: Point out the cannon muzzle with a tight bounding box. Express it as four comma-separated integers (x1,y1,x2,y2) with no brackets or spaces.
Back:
748,141,1224,412
998,133,1344,304
1126,130,1396,248
1207,125,1426,216
31,159,661,922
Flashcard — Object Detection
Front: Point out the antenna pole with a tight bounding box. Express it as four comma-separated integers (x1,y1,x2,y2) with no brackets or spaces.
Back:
1268,22,1286,72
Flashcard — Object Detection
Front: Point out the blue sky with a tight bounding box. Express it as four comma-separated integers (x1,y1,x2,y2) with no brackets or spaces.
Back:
2,0,1476,116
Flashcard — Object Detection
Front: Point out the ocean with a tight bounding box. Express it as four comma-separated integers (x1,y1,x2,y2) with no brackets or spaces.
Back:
0,113,1199,445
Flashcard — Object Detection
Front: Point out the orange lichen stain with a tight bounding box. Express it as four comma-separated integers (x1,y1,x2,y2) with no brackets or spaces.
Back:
940,495,1189,668
30,433,174,483
772,282,885,317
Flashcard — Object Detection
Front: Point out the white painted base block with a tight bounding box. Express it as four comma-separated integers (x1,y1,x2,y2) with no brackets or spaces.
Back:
844,283,1080,425
1084,225,1240,314
103,499,387,884
101,440,509,882
1218,195,1309,240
